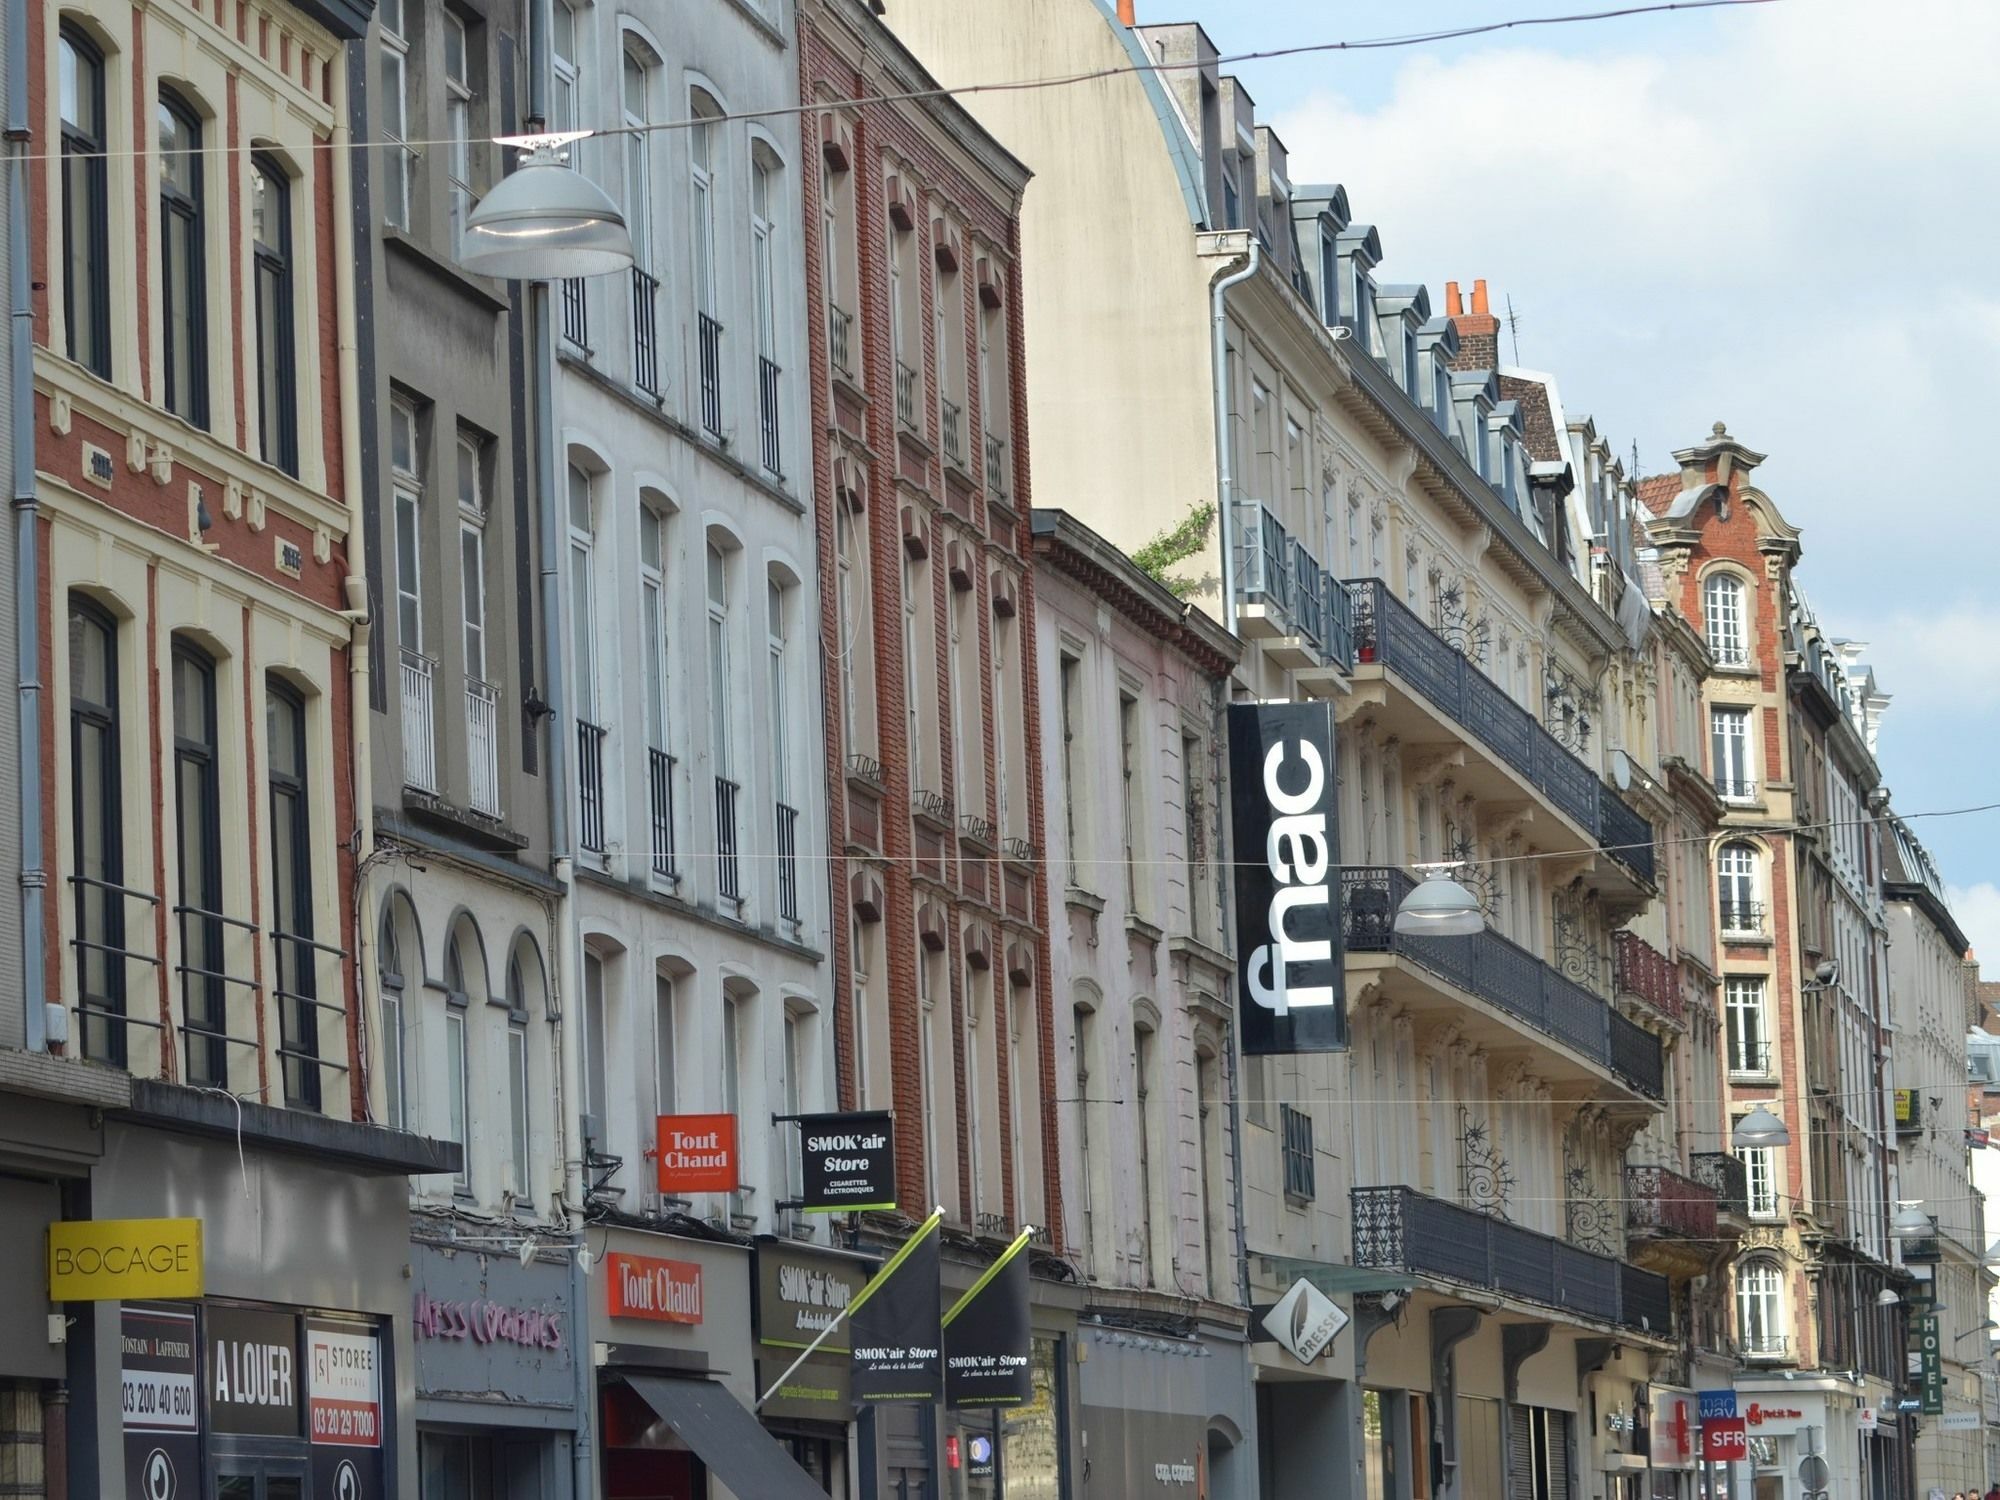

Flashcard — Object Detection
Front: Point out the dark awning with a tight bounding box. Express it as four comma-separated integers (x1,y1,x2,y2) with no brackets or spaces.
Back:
621,1374,830,1500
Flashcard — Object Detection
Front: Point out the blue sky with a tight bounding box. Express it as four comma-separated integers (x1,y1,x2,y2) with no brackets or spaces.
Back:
1163,0,2000,956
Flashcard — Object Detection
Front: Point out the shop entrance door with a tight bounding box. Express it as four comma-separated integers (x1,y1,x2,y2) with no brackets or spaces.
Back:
214,1455,309,1500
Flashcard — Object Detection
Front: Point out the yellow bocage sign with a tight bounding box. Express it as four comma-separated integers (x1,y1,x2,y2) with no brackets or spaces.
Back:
47,1218,204,1301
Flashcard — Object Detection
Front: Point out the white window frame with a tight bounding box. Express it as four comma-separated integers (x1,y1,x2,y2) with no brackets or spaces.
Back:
443,13,473,254
1741,1144,1778,1219
690,95,718,316
567,464,596,724
639,505,670,753
1712,705,1753,799
621,47,652,270
457,434,486,683
392,401,423,655
1725,976,1769,1076
706,543,732,779
767,577,789,806
506,1020,529,1200
654,973,677,1118
379,0,412,230
445,1006,469,1191
1704,573,1748,667
750,159,775,360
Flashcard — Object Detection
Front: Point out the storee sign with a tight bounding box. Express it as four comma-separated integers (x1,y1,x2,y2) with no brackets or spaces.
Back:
1226,702,1346,1054
794,1110,897,1213
307,1321,387,1500
655,1113,738,1195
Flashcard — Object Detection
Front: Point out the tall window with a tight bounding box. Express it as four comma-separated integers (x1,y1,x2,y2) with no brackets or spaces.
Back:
834,501,873,757
1118,691,1142,913
1711,705,1752,799
781,1006,805,1205
443,13,474,253
1196,1047,1221,1293
919,947,940,1207
993,611,1020,840
948,584,979,815
689,95,719,316
551,0,577,138
443,938,469,1191
506,1006,530,1199
1718,842,1760,933
721,991,742,1122
964,960,989,1218
59,26,110,378
653,973,677,1117
706,543,732,778
767,579,789,805
580,949,607,1126
267,680,320,1110
622,47,652,267
69,597,125,1063
1742,1144,1778,1219
1432,356,1452,428
1073,1002,1097,1271
750,159,776,355
392,399,423,652
640,505,669,752
378,906,406,1128
1058,653,1082,883
1704,574,1748,667
250,159,297,475
1725,976,1768,1076
378,0,411,228
173,642,226,1087
458,435,487,681
1183,733,1211,937
1134,1024,1156,1283
1317,228,1338,324
902,548,927,789
158,91,207,428
1736,1259,1783,1354
567,465,597,724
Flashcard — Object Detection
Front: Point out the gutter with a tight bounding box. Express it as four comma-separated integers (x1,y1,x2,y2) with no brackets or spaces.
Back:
7,0,47,1053
1208,235,1258,644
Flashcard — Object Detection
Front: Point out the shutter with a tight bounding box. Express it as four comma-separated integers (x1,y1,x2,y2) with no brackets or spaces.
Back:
1507,1405,1536,1500
1546,1410,1572,1500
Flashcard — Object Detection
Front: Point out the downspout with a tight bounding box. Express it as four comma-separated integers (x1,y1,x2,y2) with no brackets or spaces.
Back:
8,0,47,1053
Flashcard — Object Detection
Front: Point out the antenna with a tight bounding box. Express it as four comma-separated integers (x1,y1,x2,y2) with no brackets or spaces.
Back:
1504,294,1523,364
1630,439,1641,479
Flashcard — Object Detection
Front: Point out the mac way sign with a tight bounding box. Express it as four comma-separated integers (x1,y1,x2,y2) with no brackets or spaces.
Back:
1227,702,1346,1054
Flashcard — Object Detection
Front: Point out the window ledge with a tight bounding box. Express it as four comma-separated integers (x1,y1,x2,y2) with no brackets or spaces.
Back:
403,789,531,853
1125,914,1165,947
1064,885,1106,916
382,227,511,315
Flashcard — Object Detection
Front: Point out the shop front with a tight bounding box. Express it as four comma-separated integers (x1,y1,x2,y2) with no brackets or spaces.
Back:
1076,1320,1256,1500
1730,1379,1863,1500
590,1222,832,1500
753,1236,871,1496
1646,1386,1700,1500
410,1233,581,1498
933,1253,1079,1500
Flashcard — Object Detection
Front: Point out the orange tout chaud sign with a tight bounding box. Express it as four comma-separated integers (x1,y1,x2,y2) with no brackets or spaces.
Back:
605,1253,704,1325
655,1114,738,1194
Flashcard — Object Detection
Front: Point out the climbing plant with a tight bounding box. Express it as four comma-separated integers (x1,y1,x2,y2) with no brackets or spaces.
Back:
1131,501,1217,599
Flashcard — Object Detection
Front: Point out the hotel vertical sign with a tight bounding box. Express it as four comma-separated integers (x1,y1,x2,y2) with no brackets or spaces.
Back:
1226,702,1346,1053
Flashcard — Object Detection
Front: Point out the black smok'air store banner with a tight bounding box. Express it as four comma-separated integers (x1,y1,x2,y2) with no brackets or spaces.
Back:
943,1233,1032,1409
797,1110,897,1213
850,1214,942,1403
1226,701,1346,1054
122,1303,200,1500
207,1304,301,1437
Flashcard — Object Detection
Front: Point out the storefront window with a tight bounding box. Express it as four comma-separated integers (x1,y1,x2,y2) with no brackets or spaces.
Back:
421,1433,472,1500
1001,1335,1063,1498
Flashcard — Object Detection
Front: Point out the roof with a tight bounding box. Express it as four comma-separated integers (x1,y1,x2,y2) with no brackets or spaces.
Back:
1498,375,1563,464
1636,474,1684,517
1029,508,1241,677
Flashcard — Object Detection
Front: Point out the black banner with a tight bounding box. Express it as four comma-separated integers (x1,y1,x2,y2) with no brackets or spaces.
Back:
122,1303,200,1500
944,1240,1031,1409
796,1110,897,1213
851,1218,942,1402
1226,701,1346,1054
206,1304,302,1437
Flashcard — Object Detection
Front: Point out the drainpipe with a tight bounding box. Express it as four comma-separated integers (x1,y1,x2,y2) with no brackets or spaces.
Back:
8,0,47,1053
1209,237,1258,644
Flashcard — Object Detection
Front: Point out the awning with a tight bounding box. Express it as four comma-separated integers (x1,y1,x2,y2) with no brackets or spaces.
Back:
621,1374,830,1500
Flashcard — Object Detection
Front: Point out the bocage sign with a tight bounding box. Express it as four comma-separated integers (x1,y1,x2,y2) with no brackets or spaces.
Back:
1226,702,1346,1054
51,1218,204,1302
795,1110,897,1213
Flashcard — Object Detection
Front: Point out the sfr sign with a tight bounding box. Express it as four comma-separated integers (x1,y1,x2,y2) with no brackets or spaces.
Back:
1703,1417,1747,1462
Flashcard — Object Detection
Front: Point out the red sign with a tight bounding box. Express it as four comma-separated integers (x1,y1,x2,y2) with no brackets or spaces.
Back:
305,1326,381,1448
605,1253,704,1325
1703,1417,1747,1462
655,1114,738,1194
1744,1403,1801,1426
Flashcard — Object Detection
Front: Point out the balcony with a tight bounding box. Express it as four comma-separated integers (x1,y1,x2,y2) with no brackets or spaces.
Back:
1719,899,1766,937
561,276,587,348
894,359,917,429
576,720,606,856
757,356,782,476
1613,930,1683,1025
1232,504,1353,674
632,268,661,397
1740,1332,1790,1363
1715,774,1757,801
1627,1163,1719,1240
941,398,965,469
1689,1151,1750,1219
985,432,1007,497
1345,867,1664,1099
1352,1186,1672,1338
400,649,437,794
647,748,677,882
697,312,724,438
715,776,742,904
828,306,854,381
1726,1039,1774,1079
775,801,801,925
465,677,501,818
1345,579,1655,884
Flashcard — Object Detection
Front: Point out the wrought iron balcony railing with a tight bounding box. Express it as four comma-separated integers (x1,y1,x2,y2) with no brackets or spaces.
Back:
647,748,677,881
941,398,965,468
1739,1332,1790,1361
1352,1185,1672,1337
775,801,801,924
828,306,854,380
1715,774,1757,801
1237,502,1293,619
1229,504,1356,673
757,356,782,476
464,676,501,817
715,776,742,904
576,720,607,855
632,268,661,396
1626,1163,1719,1239
894,359,917,428
697,312,724,438
400,649,439,794
1613,930,1683,1024
1344,867,1664,1098
1719,898,1766,935
1689,1151,1750,1218
561,277,587,348
1726,1039,1773,1078
1346,578,1656,882
985,432,1007,496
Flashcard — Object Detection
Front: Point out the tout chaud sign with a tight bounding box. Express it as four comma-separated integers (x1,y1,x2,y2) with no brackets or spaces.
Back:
1226,702,1346,1054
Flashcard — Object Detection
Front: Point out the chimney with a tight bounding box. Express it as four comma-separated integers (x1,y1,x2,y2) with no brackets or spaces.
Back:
1117,0,1134,23
1446,276,1501,371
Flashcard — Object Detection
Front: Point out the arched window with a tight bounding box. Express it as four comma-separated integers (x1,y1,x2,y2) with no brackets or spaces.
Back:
504,946,531,1201
769,573,800,924
1704,574,1748,667
443,925,475,1190
1718,842,1760,933
640,500,675,879
377,896,415,1129
1134,1017,1158,1285
622,46,654,267
1736,1258,1784,1357
171,639,226,1087
69,595,125,1063
690,88,724,434
251,156,297,475
1071,991,1100,1274
568,463,597,725
59,24,111,377
708,541,740,902
158,89,208,427
267,677,319,1110
749,146,781,474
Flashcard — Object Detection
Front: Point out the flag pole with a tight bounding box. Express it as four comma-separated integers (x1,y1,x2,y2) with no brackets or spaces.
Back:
754,1206,943,1411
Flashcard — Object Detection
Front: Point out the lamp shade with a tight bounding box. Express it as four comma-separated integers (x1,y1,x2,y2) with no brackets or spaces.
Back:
1393,869,1485,937
1731,1103,1791,1150
460,150,634,279
1890,1204,1932,1240
1877,1287,1901,1306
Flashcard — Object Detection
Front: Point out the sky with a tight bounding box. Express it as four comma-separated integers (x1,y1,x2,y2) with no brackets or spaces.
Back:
1161,0,2000,959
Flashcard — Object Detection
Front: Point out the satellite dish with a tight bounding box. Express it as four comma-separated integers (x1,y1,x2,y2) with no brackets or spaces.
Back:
1611,750,1633,791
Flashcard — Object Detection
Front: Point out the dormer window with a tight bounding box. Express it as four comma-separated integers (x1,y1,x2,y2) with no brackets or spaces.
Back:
1318,230,1339,325
1352,271,1375,349
1222,167,1240,231
1432,355,1451,427
1501,438,1516,504
1401,325,1418,394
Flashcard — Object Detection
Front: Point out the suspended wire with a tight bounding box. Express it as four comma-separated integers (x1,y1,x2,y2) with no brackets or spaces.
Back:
9,0,1781,165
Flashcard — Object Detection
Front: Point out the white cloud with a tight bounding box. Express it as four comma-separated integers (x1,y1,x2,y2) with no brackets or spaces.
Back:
1949,884,2000,976
1844,605,2000,716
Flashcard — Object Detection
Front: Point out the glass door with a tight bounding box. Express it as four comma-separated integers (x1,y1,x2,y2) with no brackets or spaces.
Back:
215,1456,308,1500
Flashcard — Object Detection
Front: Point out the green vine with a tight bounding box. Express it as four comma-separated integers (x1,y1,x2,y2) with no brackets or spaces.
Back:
1131,501,1217,599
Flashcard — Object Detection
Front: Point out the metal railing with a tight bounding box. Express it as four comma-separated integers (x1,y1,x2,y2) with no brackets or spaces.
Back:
715,777,742,903
941,398,965,468
1627,1163,1719,1239
1351,1185,1672,1336
984,432,1007,495
1726,1038,1773,1077
632,268,661,396
894,359,917,428
1613,931,1682,1023
1323,570,1356,670
960,812,996,846
1344,867,1664,1097
561,277,587,348
269,927,350,1113
1689,1151,1750,1218
465,677,501,817
1280,1103,1316,1201
1230,505,1357,673
1291,537,1324,645
1718,898,1766,934
1346,579,1655,877
1237,503,1294,618
912,788,953,826
1740,1332,1790,1360
648,748,677,881
67,872,162,1071
828,305,853,379
757,356,782,475
400,649,438,794
776,802,800,923
576,720,607,855
174,901,264,1094
697,312,723,437
1715,774,1757,800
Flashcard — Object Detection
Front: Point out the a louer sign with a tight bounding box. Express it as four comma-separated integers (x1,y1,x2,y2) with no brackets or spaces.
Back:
1227,702,1346,1054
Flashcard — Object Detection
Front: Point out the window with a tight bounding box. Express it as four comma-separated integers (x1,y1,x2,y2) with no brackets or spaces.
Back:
1118,690,1142,913
1351,270,1375,351
835,501,874,758
653,973,677,1117
639,503,670,740
993,610,1022,841
172,641,226,1088
1280,1102,1316,1201
158,91,208,428
706,542,732,778
690,94,720,316
1742,1144,1778,1219
1195,1048,1221,1293
1183,733,1210,937
378,0,411,229
751,160,780,471
781,1006,805,1206
1057,652,1082,884
1401,324,1418,396
1718,842,1760,933
902,545,933,792
770,579,800,923
1006,981,1034,1232
444,999,468,1191
457,435,487,680
1221,167,1239,231
979,297,1009,493
1500,436,1516,505
888,207,917,419
580,950,607,1130
1134,1024,1157,1282
919,946,941,1208
1704,573,1748,667
1433,356,1452,428
948,582,980,816
1725,976,1769,1076
392,399,423,650
1072,1001,1097,1269
267,680,321,1111
1711,705,1753,799
444,12,474,253
59,26,110,378
378,905,407,1129
506,1017,529,1200
250,159,298,475
1317,229,1338,324
936,258,966,466
551,0,577,140
721,991,742,1121
964,958,990,1218
69,597,125,1063
622,47,652,267
1737,1258,1784,1355
568,465,597,724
